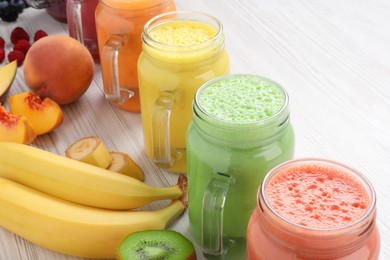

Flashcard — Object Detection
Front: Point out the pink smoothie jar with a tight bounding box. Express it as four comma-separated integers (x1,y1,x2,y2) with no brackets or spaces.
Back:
247,158,380,259
66,0,99,60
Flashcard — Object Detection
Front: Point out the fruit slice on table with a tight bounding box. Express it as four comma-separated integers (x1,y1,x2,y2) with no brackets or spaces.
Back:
108,152,145,181
0,61,17,104
65,136,113,168
9,91,64,135
0,104,37,144
118,230,196,260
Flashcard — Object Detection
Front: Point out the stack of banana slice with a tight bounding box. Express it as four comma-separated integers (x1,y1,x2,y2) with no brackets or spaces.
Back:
0,141,188,258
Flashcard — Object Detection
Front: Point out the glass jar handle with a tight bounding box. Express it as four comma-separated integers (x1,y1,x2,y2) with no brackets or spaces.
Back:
101,35,134,104
202,172,231,257
25,0,50,8
152,91,176,168
67,0,84,44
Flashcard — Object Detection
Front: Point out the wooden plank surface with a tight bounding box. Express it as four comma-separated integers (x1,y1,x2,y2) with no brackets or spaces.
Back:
1,0,389,259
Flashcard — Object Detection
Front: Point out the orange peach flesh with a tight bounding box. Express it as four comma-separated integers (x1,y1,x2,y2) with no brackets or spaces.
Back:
0,105,37,144
9,92,64,135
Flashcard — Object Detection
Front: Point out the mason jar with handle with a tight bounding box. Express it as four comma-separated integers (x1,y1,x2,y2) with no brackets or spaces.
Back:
138,11,230,173
66,0,99,59
95,0,176,112
247,158,380,259
186,74,295,259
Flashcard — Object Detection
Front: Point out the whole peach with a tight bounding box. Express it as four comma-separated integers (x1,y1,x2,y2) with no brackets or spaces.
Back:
23,35,94,105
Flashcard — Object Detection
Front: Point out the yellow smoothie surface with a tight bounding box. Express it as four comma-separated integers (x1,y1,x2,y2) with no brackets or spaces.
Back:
149,21,217,45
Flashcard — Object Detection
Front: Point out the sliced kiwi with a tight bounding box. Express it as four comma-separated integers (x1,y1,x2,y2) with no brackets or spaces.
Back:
118,230,196,260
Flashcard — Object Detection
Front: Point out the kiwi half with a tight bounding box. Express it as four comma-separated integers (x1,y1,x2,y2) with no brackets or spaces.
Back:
118,230,196,260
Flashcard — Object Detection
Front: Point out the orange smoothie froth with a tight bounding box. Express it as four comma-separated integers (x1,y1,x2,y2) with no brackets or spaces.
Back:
266,164,370,228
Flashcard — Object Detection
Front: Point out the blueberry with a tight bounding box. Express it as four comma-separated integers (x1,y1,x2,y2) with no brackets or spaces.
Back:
9,0,25,13
0,0,9,10
0,5,19,22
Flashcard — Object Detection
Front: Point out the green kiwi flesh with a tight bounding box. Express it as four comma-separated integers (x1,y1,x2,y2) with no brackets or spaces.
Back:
118,230,196,260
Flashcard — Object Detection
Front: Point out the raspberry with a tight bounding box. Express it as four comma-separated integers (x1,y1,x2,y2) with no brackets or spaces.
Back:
10,26,29,45
0,49,5,63
34,30,48,42
7,49,25,66
0,37,4,49
13,39,30,54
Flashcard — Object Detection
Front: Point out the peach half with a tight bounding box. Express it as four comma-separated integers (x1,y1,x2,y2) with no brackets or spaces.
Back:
0,61,17,104
0,104,37,144
23,35,94,105
9,91,64,135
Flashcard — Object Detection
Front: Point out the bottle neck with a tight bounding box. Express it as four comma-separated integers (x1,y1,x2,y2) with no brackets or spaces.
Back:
141,11,225,64
256,159,377,258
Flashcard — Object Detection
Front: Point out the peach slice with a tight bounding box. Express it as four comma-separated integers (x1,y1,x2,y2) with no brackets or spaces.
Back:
9,91,64,135
0,104,37,144
0,61,17,104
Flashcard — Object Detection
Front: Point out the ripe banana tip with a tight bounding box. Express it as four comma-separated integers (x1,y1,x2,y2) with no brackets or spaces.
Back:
177,174,188,209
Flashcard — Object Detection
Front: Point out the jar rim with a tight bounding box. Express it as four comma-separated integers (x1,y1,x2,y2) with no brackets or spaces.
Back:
142,10,224,51
259,158,377,233
99,0,169,12
194,73,290,127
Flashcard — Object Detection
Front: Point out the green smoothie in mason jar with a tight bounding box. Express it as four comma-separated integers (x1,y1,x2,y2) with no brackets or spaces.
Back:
186,74,295,259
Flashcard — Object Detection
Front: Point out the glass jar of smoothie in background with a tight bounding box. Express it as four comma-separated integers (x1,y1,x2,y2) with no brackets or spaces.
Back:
138,11,230,173
25,0,67,22
67,0,99,60
95,0,176,112
187,74,295,259
247,158,380,259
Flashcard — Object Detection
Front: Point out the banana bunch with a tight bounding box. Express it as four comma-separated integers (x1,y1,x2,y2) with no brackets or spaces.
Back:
0,178,185,258
0,142,187,210
0,142,188,258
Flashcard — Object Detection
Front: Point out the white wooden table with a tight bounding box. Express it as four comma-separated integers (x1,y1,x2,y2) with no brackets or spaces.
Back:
1,1,389,259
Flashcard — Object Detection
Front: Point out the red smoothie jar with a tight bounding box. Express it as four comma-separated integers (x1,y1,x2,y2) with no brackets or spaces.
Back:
247,158,380,260
66,0,99,59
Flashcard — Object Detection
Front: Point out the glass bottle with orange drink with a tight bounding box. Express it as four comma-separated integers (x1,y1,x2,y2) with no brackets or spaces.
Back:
95,0,176,112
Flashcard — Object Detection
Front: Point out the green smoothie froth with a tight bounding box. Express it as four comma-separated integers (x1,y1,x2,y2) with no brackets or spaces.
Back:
198,75,285,123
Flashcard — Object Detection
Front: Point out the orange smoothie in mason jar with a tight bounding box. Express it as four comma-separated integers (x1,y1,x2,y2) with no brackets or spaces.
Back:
138,11,229,173
247,159,380,260
95,0,175,112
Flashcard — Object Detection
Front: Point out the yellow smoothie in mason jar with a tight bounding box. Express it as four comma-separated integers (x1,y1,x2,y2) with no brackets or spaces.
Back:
138,12,230,173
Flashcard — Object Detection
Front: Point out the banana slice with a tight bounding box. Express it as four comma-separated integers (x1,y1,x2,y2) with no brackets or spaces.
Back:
65,136,112,168
107,152,144,182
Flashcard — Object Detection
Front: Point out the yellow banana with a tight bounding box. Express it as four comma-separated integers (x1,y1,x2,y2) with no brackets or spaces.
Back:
65,136,113,168
0,142,187,210
0,177,185,258
108,151,145,181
